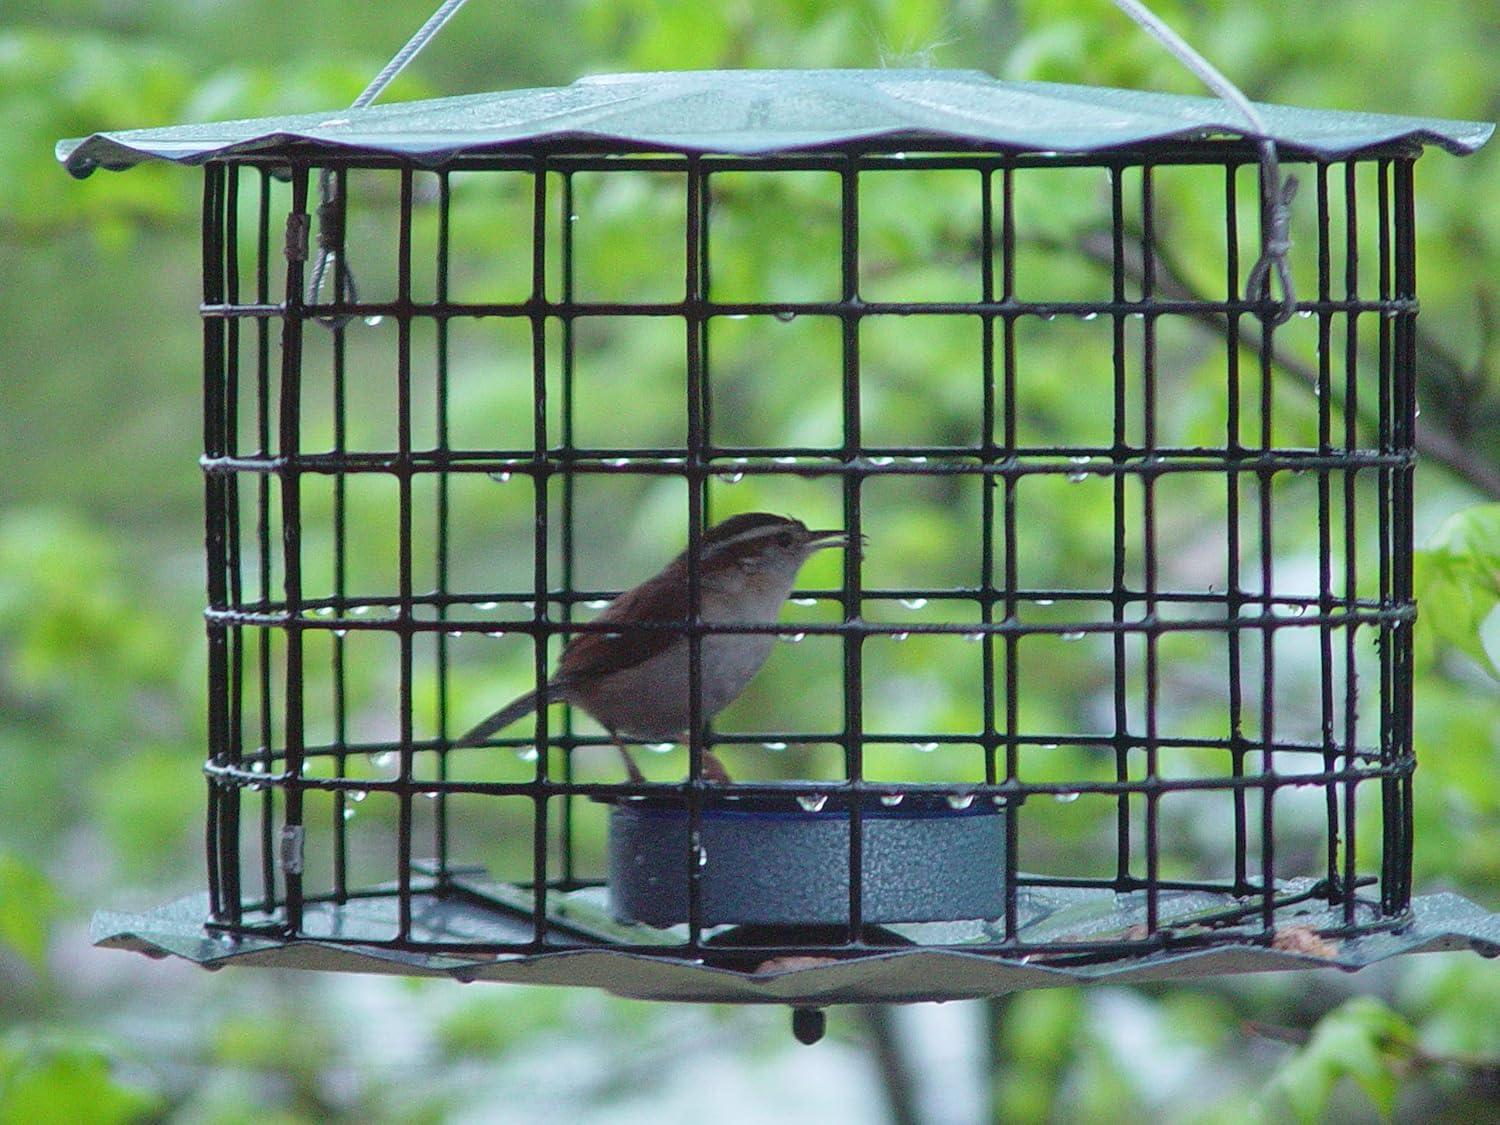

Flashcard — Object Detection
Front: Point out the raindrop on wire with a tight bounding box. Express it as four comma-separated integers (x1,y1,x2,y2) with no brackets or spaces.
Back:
517,746,540,762
1055,790,1080,803
899,597,928,610
880,793,905,807
1061,630,1086,641
946,793,976,810
797,794,829,812
763,741,788,751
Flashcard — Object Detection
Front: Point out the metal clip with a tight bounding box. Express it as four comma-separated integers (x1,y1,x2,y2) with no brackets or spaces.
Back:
279,825,306,875
284,212,311,263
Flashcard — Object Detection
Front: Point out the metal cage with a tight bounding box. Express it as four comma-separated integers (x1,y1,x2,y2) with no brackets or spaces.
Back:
65,71,1498,1004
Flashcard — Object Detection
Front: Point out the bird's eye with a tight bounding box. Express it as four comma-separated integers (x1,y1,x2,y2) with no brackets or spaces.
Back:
776,531,795,549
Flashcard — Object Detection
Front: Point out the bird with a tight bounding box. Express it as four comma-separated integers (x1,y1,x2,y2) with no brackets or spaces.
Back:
458,513,852,783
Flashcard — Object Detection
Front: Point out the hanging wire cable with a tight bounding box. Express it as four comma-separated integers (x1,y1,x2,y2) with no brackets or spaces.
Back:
308,0,473,327
1110,0,1298,325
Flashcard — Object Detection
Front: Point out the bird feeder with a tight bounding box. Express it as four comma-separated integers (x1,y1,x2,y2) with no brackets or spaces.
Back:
63,68,1499,1025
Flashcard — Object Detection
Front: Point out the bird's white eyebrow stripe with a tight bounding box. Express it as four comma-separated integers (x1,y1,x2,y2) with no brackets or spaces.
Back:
706,524,788,552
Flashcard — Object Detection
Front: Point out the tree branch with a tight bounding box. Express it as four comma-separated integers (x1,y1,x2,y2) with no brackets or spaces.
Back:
1062,229,1500,501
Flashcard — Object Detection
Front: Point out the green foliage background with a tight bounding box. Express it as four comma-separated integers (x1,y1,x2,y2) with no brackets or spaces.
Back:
2,2,1498,1121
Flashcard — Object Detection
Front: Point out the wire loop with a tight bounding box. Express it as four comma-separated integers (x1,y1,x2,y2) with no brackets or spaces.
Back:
1110,0,1298,325
308,0,472,329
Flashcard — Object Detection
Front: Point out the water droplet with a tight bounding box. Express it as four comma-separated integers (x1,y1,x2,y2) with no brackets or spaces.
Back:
913,742,939,753
568,213,579,223
363,315,384,327
792,597,818,607
587,599,611,610
248,782,265,792
1041,313,1056,322
1068,455,1091,465
892,632,910,642
991,794,1006,807
334,628,348,638
350,789,367,802
421,790,440,800
1297,309,1314,319
880,793,905,807
606,458,631,468
774,455,798,465
1082,312,1099,321
726,313,749,321
946,792,976,809
1067,470,1090,483
696,846,709,867
899,597,928,610
250,760,268,774
447,630,463,638
870,456,895,467
1036,599,1055,607
517,746,539,762
908,456,929,464
369,751,396,771
1414,407,1422,419
1382,307,1399,319
1055,790,1080,803
1061,630,1086,641
343,807,356,820
773,310,798,323
489,471,512,483
315,605,336,617
477,600,499,610
963,631,984,642
648,742,676,754
763,741,788,751
717,471,745,484
485,631,505,638
1041,742,1060,750
351,605,371,616
778,632,806,644
796,794,828,812
891,152,908,161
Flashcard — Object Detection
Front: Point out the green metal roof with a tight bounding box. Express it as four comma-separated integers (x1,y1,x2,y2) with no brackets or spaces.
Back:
58,69,1492,176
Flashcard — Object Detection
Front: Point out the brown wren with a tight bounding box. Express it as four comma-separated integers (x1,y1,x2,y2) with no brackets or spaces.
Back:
459,513,852,781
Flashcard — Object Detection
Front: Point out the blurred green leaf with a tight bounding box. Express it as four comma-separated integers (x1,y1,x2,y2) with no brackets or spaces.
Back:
1266,998,1417,1123
0,852,60,971
0,1030,158,1125
1414,503,1500,676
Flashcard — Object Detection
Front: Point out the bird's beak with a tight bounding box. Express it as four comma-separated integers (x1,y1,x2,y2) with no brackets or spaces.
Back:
807,529,860,552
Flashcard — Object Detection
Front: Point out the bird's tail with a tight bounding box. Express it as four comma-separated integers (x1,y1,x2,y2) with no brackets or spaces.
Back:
456,687,551,748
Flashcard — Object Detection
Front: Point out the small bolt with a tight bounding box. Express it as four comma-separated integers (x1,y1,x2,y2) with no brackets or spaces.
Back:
791,1007,826,1045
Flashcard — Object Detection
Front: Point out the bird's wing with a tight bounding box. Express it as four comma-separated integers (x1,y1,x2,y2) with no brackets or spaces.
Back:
558,557,688,681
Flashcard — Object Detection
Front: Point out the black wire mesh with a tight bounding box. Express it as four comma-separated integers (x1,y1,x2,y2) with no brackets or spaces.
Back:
198,141,1419,966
